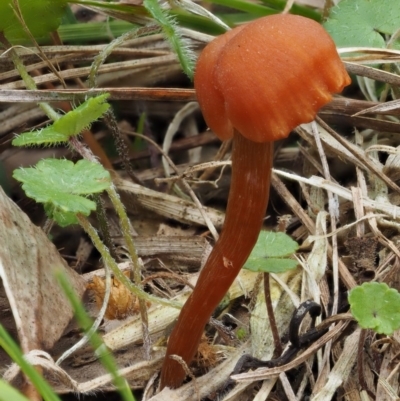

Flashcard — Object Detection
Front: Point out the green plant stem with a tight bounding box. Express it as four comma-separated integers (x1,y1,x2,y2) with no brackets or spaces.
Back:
205,0,276,16
88,24,160,88
106,186,140,271
0,380,31,401
0,326,61,401
144,0,195,79
95,194,119,262
170,0,230,30
0,32,60,121
76,213,181,309
103,110,143,185
56,271,136,401
106,184,151,357
93,114,150,352
258,0,321,21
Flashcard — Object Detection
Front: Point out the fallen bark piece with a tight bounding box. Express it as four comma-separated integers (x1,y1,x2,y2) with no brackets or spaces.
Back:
0,186,86,354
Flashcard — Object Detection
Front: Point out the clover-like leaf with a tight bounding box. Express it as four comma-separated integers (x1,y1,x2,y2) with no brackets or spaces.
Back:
0,0,68,43
324,0,400,49
349,282,400,335
244,231,299,274
12,95,110,147
13,159,111,227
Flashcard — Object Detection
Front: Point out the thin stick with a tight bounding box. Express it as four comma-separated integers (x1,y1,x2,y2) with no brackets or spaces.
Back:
264,273,282,357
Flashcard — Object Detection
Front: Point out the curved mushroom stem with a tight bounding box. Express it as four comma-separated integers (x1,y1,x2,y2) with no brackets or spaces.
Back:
160,130,273,389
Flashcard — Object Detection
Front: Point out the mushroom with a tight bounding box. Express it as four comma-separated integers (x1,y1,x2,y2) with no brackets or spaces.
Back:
160,14,351,389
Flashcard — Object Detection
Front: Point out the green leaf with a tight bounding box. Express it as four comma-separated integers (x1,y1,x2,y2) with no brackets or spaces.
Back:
258,0,320,21
204,0,275,16
12,128,71,147
144,0,195,79
245,258,298,274
236,327,248,341
12,94,110,147
244,231,299,274
0,326,62,401
13,159,111,227
53,94,110,136
349,282,400,335
324,0,400,49
0,379,30,401
0,0,68,43
252,231,299,258
43,203,81,227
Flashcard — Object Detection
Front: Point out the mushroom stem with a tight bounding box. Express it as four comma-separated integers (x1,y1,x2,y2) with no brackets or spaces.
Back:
160,130,273,389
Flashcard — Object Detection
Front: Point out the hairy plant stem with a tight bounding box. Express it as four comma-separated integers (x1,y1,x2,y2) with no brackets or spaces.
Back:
69,137,144,298
160,131,273,388
76,213,181,309
144,0,196,79
95,194,119,262
88,24,161,88
106,184,151,357
103,109,143,185
0,32,60,121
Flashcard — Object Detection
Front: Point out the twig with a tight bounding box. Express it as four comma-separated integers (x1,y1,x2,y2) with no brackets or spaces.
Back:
264,273,282,357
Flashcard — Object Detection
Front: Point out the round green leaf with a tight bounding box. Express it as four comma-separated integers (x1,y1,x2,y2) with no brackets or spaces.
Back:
324,0,400,49
243,231,299,274
0,0,68,43
245,257,298,274
249,231,298,259
13,159,111,227
349,282,400,335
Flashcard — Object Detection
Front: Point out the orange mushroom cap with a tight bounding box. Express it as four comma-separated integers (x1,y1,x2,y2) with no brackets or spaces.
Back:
194,14,351,143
